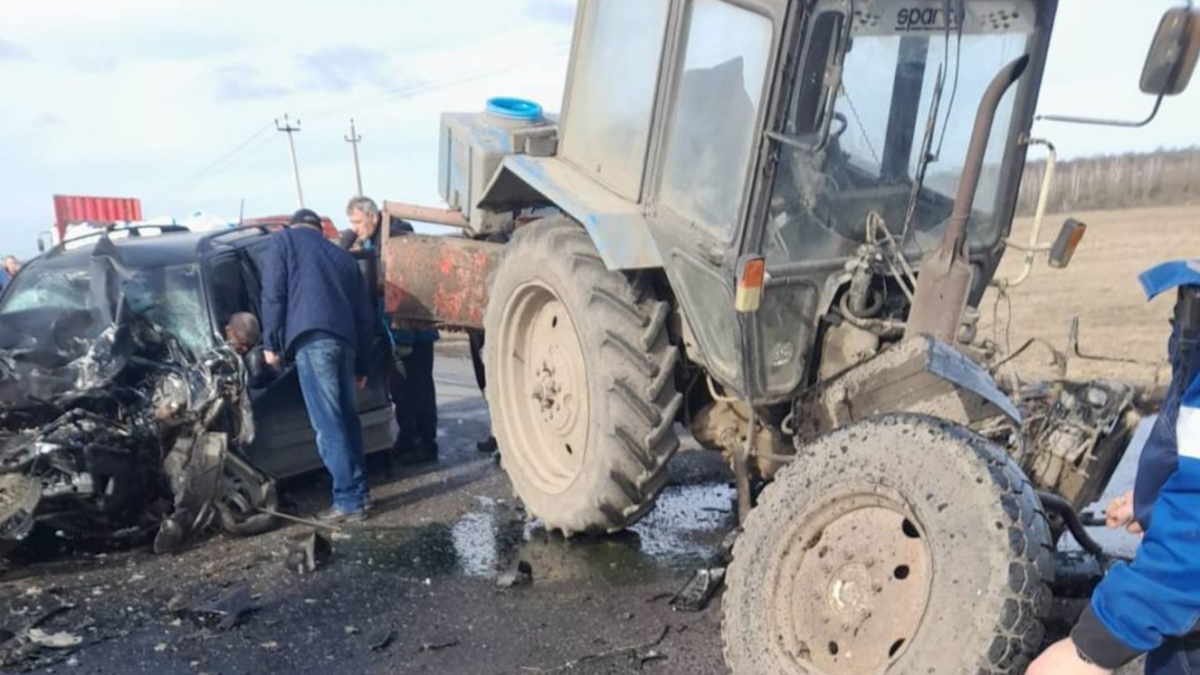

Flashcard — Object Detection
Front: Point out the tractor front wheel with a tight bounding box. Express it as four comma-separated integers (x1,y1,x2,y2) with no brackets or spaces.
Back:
723,414,1054,674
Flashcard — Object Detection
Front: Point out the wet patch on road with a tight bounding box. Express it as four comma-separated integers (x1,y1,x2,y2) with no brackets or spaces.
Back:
335,482,736,586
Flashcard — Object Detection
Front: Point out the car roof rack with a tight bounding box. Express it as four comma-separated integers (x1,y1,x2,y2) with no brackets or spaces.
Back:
44,224,191,258
198,223,294,253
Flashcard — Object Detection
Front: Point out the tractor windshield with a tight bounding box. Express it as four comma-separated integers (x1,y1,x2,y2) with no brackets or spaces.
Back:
764,1,1036,267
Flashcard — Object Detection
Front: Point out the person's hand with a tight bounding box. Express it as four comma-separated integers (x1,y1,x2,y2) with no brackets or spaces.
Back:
1027,639,1112,675
357,376,367,390
1106,489,1143,534
264,351,280,367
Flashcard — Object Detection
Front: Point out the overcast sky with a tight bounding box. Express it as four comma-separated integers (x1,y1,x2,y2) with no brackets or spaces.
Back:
0,0,1196,260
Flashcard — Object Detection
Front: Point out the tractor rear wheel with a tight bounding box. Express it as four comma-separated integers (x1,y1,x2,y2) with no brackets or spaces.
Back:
723,414,1054,675
484,217,682,535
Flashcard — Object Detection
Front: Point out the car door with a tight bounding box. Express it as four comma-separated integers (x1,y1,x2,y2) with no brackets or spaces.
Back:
203,247,321,478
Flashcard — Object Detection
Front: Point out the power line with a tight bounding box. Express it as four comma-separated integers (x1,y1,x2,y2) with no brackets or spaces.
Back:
308,43,570,122
155,42,570,210
156,123,273,197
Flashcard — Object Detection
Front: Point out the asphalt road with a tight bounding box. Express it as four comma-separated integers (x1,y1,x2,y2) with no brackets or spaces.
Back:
1,356,736,674
0,354,1155,674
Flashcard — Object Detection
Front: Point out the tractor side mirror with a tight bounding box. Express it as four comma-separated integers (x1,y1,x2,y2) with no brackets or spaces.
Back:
1140,8,1200,96
1038,7,1198,127
1048,218,1087,269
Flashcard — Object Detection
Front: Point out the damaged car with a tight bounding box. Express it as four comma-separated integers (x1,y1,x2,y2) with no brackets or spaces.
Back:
0,226,394,557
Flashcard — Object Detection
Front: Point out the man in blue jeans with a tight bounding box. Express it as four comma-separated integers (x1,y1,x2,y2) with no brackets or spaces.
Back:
1030,260,1200,674
261,209,374,523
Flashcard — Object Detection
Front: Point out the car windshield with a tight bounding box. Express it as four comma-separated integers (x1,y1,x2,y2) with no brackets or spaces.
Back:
1,263,212,355
765,0,1035,266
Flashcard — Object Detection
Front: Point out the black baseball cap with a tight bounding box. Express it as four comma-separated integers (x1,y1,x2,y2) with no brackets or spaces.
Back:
289,208,323,229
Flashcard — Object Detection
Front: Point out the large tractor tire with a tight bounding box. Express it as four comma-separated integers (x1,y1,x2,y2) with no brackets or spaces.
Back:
724,414,1054,675
484,217,682,535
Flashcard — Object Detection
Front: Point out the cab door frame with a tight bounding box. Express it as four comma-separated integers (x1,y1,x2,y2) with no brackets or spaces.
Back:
640,0,790,395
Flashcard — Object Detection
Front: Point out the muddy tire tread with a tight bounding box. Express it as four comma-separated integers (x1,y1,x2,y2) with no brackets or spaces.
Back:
486,217,682,534
722,414,1053,674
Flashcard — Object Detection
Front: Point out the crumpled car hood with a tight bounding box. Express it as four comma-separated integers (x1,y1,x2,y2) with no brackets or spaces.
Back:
0,239,252,555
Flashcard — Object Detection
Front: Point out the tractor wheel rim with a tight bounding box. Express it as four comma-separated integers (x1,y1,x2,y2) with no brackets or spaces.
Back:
771,493,932,674
497,280,589,494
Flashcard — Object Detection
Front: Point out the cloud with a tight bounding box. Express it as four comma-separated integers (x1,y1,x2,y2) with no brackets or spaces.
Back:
33,113,66,127
212,64,290,101
525,0,575,25
0,38,32,61
296,46,399,92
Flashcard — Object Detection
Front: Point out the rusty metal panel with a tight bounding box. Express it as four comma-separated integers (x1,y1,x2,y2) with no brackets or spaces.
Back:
382,234,501,330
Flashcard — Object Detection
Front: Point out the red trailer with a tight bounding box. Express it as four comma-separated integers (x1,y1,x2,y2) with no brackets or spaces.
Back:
53,195,143,242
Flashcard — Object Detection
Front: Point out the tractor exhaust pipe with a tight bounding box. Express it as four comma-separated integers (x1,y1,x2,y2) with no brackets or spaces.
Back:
906,55,1030,342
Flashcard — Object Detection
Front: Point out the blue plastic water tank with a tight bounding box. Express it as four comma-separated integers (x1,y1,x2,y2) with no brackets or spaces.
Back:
486,97,544,123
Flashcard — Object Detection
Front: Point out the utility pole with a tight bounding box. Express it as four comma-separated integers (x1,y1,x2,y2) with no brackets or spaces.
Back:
275,114,304,208
344,118,364,196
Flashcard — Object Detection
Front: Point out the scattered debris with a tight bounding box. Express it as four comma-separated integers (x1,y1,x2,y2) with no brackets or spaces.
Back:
27,629,82,649
670,567,725,613
496,560,533,589
184,585,256,631
167,593,188,614
520,626,671,673
365,627,395,652
284,531,332,574
419,638,461,652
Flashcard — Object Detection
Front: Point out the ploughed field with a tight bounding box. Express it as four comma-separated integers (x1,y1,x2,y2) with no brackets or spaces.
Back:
979,204,1200,385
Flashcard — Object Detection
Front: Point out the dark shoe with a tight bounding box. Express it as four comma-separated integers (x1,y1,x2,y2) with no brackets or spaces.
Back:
315,506,367,524
477,436,498,454
396,440,438,466
390,436,415,455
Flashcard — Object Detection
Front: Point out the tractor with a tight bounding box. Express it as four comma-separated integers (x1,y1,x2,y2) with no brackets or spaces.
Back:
378,1,1200,672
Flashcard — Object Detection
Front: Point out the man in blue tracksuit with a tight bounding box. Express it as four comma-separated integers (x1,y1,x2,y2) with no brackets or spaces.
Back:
1030,260,1200,674
261,209,374,523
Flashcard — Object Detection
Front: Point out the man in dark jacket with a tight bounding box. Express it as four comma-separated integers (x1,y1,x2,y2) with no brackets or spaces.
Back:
347,196,440,465
1030,260,1200,674
261,209,374,522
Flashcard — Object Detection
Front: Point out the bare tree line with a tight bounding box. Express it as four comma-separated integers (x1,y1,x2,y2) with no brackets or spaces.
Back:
1016,147,1200,216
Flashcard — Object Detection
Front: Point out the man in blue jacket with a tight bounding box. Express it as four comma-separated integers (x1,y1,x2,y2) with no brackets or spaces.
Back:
1030,260,1200,674
262,209,374,523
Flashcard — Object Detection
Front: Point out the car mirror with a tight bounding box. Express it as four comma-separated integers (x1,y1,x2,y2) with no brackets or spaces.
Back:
1048,218,1087,269
1140,7,1200,96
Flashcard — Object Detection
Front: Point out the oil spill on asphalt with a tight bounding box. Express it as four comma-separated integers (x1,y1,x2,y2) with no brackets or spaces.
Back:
336,482,736,586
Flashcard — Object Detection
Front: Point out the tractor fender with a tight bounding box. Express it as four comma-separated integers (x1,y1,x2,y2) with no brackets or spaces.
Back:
476,154,665,271
793,335,1020,443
